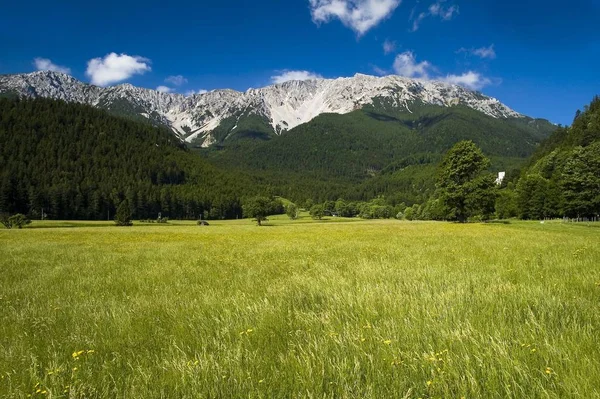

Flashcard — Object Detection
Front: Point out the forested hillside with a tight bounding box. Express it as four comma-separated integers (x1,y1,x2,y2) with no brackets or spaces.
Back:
0,98,255,220
204,104,555,204
507,96,600,219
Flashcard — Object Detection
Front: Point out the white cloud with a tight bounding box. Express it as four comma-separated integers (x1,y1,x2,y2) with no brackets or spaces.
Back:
271,70,323,84
473,45,496,59
85,53,151,87
309,0,401,36
383,39,397,54
457,44,496,59
392,51,432,79
440,71,491,90
411,0,458,31
33,58,71,74
165,75,188,86
156,86,173,93
185,89,208,96
391,51,492,90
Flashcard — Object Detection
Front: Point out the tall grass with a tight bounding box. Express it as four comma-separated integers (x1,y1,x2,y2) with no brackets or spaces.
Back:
0,219,599,398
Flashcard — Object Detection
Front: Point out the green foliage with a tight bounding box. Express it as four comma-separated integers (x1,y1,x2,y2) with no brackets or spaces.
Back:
436,141,497,222
242,196,283,226
0,213,10,229
516,96,600,219
115,200,133,226
403,206,415,221
561,143,600,218
285,203,299,220
495,188,519,219
358,202,394,219
334,199,360,217
516,174,560,220
204,104,554,205
309,204,324,220
0,98,254,220
421,197,448,221
9,214,31,229
0,213,31,229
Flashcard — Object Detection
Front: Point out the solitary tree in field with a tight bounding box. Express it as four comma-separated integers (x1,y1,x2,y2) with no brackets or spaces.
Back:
286,203,299,220
115,200,133,226
243,196,279,226
309,204,324,220
437,141,497,222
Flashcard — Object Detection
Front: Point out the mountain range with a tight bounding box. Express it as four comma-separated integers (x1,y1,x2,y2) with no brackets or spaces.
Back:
1,71,533,147
1,69,576,221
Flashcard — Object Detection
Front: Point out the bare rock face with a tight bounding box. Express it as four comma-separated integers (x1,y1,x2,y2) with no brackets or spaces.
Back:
0,71,522,146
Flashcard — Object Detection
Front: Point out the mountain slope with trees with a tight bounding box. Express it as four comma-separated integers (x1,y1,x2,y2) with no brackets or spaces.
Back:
203,103,555,205
509,96,600,219
0,98,256,220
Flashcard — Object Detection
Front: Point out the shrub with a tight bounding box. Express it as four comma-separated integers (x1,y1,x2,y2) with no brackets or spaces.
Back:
1,213,31,229
115,200,133,226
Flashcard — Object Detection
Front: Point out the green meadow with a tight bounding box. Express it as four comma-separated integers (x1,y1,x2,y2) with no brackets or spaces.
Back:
0,217,599,398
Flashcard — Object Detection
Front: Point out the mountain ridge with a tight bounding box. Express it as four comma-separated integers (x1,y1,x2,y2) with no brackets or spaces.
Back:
0,71,528,146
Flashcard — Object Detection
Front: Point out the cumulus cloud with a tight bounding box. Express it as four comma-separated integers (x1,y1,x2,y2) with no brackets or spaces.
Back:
411,0,458,31
457,44,497,60
440,71,492,90
165,75,188,86
86,53,151,87
271,70,323,84
391,51,492,90
383,39,397,54
309,0,401,36
33,58,71,74
156,86,173,93
185,89,208,96
393,51,433,79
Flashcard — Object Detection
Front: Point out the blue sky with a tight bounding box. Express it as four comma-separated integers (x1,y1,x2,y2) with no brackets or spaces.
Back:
1,0,598,125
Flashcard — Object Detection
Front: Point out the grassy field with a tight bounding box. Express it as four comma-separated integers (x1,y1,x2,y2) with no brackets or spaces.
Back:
0,217,599,398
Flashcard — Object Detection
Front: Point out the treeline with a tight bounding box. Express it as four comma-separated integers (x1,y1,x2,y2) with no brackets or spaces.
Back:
303,141,497,222
0,98,256,220
497,96,600,220
1,97,597,223
302,97,600,223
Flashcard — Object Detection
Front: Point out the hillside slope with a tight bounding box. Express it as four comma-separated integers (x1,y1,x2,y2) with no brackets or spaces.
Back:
0,98,254,220
204,103,555,203
514,96,600,219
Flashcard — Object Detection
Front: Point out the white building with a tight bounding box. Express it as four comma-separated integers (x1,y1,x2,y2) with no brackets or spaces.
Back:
496,171,506,185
